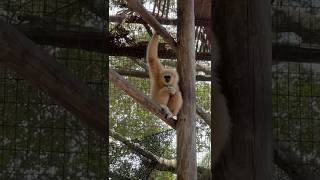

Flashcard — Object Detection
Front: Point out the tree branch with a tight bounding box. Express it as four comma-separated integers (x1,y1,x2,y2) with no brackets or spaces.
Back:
115,69,211,81
274,141,320,180
110,129,176,172
110,15,210,27
0,20,107,137
110,129,211,177
14,23,320,63
196,106,211,126
109,69,176,129
125,0,177,51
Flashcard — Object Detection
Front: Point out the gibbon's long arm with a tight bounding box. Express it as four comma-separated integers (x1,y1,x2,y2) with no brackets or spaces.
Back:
213,34,232,162
146,33,163,78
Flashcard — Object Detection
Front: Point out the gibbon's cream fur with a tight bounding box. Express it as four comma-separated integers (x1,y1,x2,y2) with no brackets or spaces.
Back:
212,33,232,162
146,33,183,119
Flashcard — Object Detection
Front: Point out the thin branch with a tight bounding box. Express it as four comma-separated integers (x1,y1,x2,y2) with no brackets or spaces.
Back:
110,129,211,177
110,129,176,172
125,0,177,51
109,69,176,128
196,106,211,126
109,15,210,27
274,141,320,180
115,69,211,81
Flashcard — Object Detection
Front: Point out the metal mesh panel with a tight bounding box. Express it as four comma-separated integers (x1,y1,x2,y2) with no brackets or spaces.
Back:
0,0,108,179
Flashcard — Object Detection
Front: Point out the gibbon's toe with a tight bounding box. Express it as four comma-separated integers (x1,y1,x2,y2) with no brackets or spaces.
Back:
160,104,173,119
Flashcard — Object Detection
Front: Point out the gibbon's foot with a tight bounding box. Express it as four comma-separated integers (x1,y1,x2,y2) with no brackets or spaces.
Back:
172,116,177,120
160,104,173,119
166,86,176,95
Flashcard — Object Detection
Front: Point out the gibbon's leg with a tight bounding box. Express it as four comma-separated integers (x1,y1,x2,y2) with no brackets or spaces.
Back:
154,87,170,105
147,33,163,79
168,91,183,117
154,87,173,118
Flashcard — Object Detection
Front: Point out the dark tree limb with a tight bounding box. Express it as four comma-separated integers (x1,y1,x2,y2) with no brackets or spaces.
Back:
0,20,108,137
125,0,177,51
109,69,176,129
14,24,320,63
274,141,320,180
212,0,272,179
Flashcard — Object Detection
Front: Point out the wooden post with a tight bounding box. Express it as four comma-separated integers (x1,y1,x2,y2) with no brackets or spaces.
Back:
212,0,272,179
176,0,197,179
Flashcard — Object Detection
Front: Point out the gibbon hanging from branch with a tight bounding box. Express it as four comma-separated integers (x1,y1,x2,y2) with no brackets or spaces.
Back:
146,33,183,119
146,31,231,162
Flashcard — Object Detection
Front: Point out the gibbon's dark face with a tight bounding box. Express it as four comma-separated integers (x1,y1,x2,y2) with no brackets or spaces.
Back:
161,69,178,85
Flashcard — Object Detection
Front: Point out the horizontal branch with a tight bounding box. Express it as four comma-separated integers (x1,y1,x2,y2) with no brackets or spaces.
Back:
125,0,177,51
110,129,176,172
109,69,176,128
273,44,320,63
15,24,320,63
115,69,211,81
110,129,211,177
110,15,210,27
274,141,320,180
0,20,108,137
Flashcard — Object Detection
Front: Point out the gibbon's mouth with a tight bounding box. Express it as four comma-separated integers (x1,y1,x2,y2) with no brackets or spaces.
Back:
164,75,171,83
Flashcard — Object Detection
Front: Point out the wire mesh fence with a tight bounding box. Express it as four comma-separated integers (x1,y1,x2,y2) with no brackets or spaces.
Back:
0,0,108,179
272,0,320,179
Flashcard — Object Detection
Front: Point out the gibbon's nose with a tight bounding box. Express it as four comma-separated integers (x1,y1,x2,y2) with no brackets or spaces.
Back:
164,75,171,82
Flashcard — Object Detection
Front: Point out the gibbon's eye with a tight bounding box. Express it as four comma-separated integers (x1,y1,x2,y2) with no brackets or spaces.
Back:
164,75,171,83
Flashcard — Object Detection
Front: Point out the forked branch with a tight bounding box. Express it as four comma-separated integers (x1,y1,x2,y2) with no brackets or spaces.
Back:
126,0,177,51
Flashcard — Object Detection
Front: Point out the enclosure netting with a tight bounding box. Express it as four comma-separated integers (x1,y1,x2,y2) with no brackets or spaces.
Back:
0,0,108,179
272,0,320,179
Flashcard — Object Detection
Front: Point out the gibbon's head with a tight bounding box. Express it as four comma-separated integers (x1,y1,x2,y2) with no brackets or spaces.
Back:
160,69,179,86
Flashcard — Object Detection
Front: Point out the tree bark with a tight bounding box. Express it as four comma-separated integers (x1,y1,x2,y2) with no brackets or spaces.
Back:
176,0,198,179
212,0,272,179
0,20,108,137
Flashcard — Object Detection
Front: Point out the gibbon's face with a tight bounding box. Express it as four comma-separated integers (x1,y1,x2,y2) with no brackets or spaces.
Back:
160,69,179,85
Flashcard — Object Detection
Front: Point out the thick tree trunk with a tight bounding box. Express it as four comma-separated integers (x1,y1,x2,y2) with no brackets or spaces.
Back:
176,0,197,179
212,0,272,179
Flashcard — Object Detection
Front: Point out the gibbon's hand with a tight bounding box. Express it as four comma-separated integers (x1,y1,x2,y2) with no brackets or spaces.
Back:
166,85,176,95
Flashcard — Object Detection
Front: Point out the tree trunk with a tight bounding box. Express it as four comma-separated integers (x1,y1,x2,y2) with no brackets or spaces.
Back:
176,0,197,179
212,0,272,179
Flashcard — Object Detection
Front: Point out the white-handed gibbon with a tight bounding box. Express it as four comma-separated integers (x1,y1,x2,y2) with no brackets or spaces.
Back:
146,33,183,119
